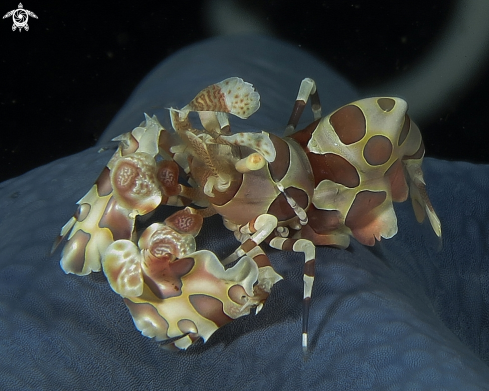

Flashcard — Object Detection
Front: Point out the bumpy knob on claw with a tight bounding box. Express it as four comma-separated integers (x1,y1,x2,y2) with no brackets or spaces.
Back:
110,152,162,216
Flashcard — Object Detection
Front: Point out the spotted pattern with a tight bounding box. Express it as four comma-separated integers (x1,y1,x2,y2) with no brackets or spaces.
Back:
112,250,265,349
59,116,164,277
56,78,440,353
58,112,274,350
183,77,260,120
218,77,260,119
296,97,431,246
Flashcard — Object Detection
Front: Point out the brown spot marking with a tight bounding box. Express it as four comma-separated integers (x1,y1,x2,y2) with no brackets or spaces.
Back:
404,139,425,160
267,134,290,181
189,295,233,327
267,194,294,221
377,98,395,112
363,135,392,166
345,190,386,244
304,259,316,277
384,160,408,202
307,205,341,233
99,196,134,240
74,203,91,222
228,285,249,305
143,256,195,299
62,230,91,274
307,153,360,187
178,319,198,335
95,167,112,196
330,105,366,144
398,114,410,146
290,119,321,149
267,187,308,222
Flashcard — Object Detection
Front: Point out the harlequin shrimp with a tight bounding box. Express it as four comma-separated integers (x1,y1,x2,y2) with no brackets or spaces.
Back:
53,76,441,352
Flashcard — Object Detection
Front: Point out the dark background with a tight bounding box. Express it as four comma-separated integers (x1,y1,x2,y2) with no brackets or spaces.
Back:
1,0,488,183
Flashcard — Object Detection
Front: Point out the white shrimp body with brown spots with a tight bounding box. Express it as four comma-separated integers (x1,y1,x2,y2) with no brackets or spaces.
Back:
53,77,441,352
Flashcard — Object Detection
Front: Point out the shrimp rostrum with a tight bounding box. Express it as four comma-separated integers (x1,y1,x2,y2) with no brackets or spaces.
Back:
54,76,441,352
